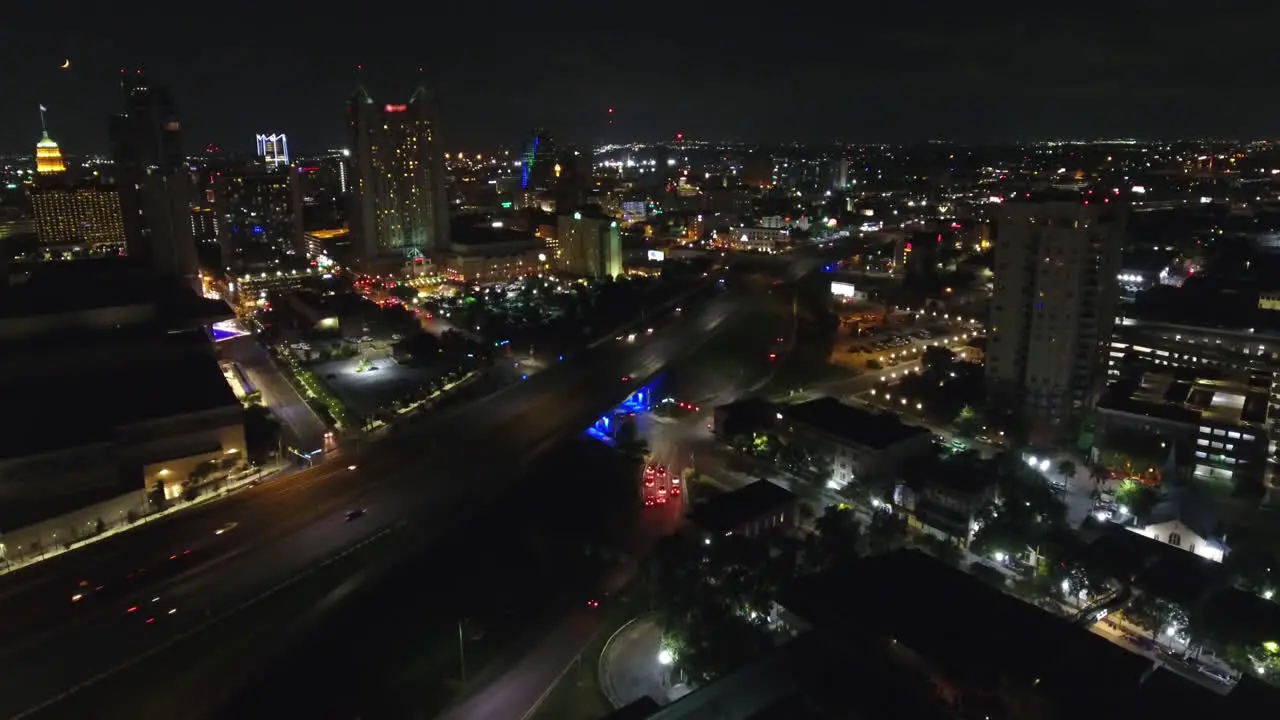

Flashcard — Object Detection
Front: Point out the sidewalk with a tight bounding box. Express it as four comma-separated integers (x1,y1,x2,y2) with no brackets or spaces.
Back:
0,460,290,577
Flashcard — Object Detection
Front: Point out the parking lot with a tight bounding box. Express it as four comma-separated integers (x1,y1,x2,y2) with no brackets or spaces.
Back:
312,355,440,418
831,316,981,370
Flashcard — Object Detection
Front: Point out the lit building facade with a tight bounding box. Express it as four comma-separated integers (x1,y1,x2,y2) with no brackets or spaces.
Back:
557,210,621,279
346,87,450,263
214,167,305,269
35,134,66,175
31,186,127,257
255,133,289,167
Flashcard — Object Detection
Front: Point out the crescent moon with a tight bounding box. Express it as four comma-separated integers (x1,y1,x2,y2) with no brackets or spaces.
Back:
61,59,70,69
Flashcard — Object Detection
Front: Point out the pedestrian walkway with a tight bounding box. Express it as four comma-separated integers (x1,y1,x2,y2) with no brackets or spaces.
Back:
599,615,689,709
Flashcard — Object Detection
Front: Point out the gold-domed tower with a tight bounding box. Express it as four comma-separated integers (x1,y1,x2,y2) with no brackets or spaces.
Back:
35,105,66,175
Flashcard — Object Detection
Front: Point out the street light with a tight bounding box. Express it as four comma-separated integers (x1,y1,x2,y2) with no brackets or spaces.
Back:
658,649,674,665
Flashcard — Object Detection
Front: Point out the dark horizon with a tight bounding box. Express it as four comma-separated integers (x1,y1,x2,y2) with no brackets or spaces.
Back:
2,3,1278,156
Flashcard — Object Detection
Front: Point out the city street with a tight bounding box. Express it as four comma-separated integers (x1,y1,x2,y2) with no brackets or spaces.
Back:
599,615,689,709
219,335,329,451
0,248,841,720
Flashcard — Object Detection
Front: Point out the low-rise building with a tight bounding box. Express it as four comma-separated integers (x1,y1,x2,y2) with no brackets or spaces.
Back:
1095,371,1269,492
687,480,798,540
776,397,933,489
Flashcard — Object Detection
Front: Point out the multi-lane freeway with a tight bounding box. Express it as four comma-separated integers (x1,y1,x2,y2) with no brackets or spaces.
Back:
0,276,761,719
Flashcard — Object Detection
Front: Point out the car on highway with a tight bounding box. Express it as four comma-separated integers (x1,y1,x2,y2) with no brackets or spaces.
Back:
670,474,681,495
72,547,197,604
345,508,366,522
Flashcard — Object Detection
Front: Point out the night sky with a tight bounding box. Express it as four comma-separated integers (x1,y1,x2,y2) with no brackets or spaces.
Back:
2,2,1276,156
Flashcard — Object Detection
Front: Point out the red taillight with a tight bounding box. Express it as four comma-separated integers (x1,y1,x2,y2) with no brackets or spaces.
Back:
146,617,156,624
127,606,138,613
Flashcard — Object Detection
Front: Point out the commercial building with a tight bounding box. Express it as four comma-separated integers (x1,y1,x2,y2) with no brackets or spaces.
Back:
214,166,305,268
255,133,289,167
0,260,242,547
556,209,621,278
687,480,798,540
775,397,933,490
1095,372,1269,491
109,70,199,290
986,192,1125,444
346,87,450,263
31,185,127,257
34,123,66,176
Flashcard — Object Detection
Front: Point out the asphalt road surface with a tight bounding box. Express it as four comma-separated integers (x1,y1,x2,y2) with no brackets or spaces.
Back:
0,279,755,720
218,335,329,450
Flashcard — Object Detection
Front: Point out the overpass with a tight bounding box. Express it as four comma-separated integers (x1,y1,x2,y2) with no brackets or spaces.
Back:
0,275,769,719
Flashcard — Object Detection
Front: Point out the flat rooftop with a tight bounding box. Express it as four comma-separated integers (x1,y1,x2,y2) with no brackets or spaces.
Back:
781,397,930,450
0,348,238,460
1100,372,1269,428
687,480,795,535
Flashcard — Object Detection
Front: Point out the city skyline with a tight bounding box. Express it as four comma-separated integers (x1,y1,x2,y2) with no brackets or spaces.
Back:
3,4,1278,155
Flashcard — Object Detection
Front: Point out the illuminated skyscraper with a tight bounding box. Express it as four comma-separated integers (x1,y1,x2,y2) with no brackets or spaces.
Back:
256,133,289,166
346,86,449,262
557,209,621,279
34,105,66,176
109,69,199,290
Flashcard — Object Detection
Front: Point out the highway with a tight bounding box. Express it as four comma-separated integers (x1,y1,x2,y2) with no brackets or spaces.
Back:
0,277,756,720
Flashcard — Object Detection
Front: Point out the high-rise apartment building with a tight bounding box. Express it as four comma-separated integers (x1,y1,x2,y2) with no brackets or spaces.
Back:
214,167,305,268
109,69,199,289
346,87,449,263
31,185,127,257
256,133,289,167
557,209,621,279
986,193,1125,444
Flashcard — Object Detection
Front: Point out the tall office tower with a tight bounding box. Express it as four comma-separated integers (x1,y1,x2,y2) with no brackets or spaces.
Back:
34,106,66,177
214,166,305,268
986,193,1126,444
346,86,449,263
556,209,621,279
31,185,127,257
552,147,594,212
832,157,849,191
255,133,289,167
520,129,557,191
109,69,199,290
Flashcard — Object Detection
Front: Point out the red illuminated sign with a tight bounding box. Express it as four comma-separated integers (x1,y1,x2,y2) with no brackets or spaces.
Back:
384,104,407,113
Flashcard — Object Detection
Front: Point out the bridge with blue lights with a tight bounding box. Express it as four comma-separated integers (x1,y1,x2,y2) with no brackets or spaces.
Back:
585,375,661,443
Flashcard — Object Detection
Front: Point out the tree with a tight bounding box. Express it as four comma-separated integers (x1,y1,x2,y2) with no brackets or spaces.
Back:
1125,593,1189,637
806,505,862,572
1114,478,1159,517
865,511,907,555
1055,459,1077,485
921,345,956,377
147,483,167,512
94,518,106,535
